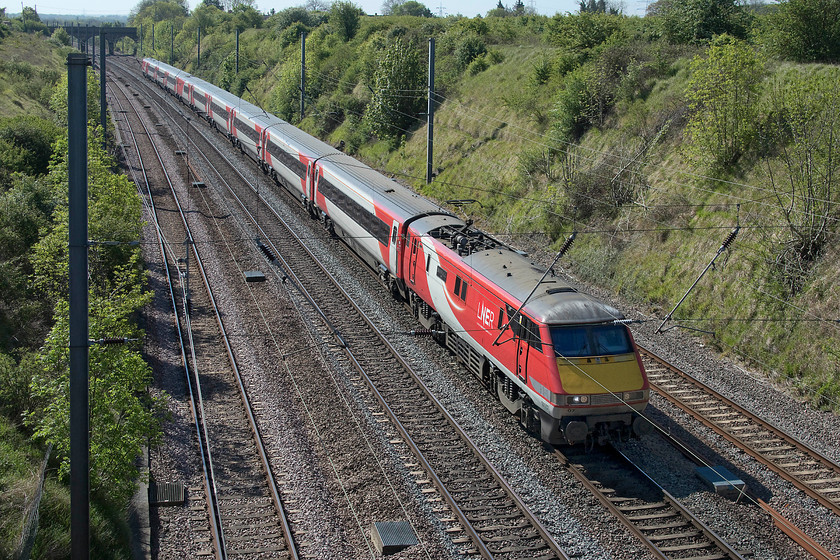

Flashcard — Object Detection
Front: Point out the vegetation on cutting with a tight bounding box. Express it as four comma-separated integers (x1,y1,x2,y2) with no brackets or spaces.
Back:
127,0,839,412
0,18,163,557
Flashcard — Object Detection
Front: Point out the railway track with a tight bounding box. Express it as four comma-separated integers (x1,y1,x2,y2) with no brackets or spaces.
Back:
639,347,840,518
109,66,298,560
109,55,839,559
556,444,745,560
112,56,571,560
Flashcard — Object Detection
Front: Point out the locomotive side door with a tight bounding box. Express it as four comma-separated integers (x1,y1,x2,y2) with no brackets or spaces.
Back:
308,163,317,202
389,221,399,276
508,308,529,382
515,321,529,382
408,235,420,285
261,130,269,165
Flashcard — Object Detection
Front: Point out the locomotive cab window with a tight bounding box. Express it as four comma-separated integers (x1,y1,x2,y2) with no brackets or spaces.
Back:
391,225,398,245
551,324,632,358
504,304,542,351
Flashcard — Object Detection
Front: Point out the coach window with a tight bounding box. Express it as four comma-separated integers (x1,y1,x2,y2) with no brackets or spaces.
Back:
391,225,398,245
453,276,468,302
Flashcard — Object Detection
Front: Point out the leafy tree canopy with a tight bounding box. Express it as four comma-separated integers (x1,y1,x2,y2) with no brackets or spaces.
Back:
364,37,425,142
329,1,364,40
130,0,189,20
655,0,751,44
0,116,60,177
546,11,624,52
763,0,840,63
389,0,434,17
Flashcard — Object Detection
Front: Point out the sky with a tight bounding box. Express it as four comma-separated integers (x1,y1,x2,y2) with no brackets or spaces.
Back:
5,0,650,19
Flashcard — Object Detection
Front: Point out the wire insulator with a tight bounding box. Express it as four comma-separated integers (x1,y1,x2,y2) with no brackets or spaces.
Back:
90,337,128,345
557,231,577,259
403,329,442,337
718,226,740,254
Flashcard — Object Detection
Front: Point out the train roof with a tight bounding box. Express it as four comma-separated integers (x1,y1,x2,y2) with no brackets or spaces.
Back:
466,249,624,325
144,58,446,221
141,59,618,324
409,214,623,325
144,59,266,118
268,120,449,220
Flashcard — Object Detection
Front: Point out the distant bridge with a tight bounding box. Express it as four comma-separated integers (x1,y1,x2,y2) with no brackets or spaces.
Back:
48,25,138,53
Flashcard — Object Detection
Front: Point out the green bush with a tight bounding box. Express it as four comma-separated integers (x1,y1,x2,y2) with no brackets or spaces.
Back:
659,0,751,45
0,116,60,176
50,27,70,46
761,0,840,63
454,34,487,70
685,35,765,168
467,54,489,75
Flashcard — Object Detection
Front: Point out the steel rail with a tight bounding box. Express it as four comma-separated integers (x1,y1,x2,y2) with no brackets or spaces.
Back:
554,445,746,560
110,67,300,560
639,346,840,518
643,413,840,560
107,73,226,560
121,58,569,560
110,74,229,558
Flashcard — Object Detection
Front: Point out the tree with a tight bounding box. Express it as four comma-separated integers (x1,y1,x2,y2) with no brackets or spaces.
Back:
27,71,166,504
760,70,840,293
579,0,621,14
129,0,188,20
275,6,319,29
763,0,840,63
329,1,363,40
392,1,433,17
546,12,623,52
305,0,330,10
0,116,60,177
30,288,165,504
365,38,425,142
657,0,751,44
51,26,71,46
487,1,508,17
685,35,765,168
232,3,263,30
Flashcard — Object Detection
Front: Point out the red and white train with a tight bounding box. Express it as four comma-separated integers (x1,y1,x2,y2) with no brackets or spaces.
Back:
141,57,650,445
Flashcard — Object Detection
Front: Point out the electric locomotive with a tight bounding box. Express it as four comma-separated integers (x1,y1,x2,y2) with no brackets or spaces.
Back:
141,58,650,446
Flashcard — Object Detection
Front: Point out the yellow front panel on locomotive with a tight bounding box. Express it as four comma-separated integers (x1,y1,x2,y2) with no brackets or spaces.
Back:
556,354,644,394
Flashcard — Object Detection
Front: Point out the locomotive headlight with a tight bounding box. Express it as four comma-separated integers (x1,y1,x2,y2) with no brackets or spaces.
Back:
623,391,645,402
567,395,589,405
